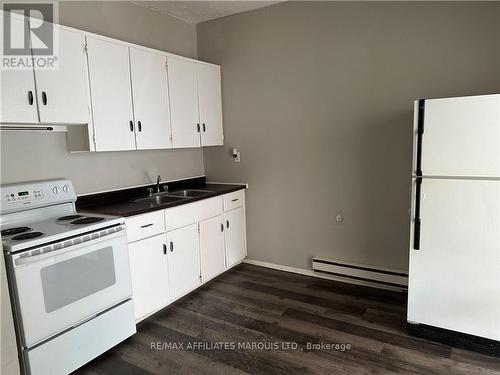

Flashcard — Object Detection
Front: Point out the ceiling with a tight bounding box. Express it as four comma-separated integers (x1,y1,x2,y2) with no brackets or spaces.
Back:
131,1,284,24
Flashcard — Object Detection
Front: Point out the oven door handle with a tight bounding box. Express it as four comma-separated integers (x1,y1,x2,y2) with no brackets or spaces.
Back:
13,225,127,267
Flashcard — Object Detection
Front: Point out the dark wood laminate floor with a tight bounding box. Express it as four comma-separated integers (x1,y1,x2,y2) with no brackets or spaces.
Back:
75,264,500,375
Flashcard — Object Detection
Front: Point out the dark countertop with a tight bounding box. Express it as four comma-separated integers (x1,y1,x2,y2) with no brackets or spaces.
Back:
76,177,246,217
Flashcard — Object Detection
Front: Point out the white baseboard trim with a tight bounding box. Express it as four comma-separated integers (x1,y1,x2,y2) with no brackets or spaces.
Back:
242,259,407,292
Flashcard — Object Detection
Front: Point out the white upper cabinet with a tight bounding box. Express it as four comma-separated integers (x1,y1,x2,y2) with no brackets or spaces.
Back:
86,36,136,151
36,25,89,124
198,64,224,146
1,12,225,152
0,15,38,123
129,48,171,150
167,57,201,148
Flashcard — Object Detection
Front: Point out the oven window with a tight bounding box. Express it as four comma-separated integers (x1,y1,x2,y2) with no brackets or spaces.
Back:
40,246,117,313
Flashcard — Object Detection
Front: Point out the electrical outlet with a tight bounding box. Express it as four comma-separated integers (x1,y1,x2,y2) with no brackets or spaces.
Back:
232,148,241,162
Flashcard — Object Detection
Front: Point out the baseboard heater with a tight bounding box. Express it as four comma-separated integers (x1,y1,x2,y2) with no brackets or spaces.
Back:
312,257,408,289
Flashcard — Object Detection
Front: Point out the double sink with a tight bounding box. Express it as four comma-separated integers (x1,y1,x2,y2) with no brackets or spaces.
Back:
132,189,214,205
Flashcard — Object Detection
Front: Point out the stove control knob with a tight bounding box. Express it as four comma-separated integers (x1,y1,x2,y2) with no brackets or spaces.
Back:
52,186,60,194
62,185,69,193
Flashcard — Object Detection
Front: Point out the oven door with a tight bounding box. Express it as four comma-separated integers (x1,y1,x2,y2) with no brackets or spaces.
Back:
9,225,132,348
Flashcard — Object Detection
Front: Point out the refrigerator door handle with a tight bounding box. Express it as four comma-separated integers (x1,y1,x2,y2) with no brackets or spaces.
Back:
415,99,425,177
414,177,422,250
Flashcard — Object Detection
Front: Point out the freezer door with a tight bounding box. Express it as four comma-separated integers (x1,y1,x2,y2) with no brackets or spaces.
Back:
408,178,500,340
416,94,500,177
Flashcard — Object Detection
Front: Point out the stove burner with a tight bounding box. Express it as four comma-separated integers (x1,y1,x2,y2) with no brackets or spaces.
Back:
71,217,105,225
57,215,83,221
1,227,31,236
12,232,44,241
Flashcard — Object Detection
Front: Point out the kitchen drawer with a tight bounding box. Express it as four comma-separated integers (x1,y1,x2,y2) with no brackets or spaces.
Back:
223,190,245,211
26,300,136,375
126,211,165,243
165,196,222,231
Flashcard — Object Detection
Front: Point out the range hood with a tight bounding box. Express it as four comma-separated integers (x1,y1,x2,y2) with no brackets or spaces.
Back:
0,123,85,132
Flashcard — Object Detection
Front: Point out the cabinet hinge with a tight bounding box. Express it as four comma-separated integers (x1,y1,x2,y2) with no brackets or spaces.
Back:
83,44,88,53
197,223,200,234
92,133,96,147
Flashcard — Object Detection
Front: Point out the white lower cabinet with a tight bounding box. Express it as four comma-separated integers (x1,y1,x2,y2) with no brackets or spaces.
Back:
128,234,169,320
126,191,246,322
224,206,247,267
166,224,201,300
200,215,225,282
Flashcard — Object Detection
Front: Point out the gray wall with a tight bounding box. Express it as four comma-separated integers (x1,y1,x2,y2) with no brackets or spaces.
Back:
1,1,203,195
198,2,500,271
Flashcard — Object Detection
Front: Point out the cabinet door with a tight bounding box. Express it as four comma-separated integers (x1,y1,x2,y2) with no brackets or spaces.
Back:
36,25,89,124
167,57,200,148
198,64,224,146
129,48,171,150
166,224,201,300
200,215,225,282
86,36,136,151
224,207,246,267
128,234,169,320
0,15,38,123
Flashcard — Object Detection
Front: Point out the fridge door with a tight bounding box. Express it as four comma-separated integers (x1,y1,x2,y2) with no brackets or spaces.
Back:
408,178,500,340
416,94,500,178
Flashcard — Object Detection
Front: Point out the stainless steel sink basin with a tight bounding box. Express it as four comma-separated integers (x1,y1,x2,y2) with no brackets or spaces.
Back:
166,189,214,198
133,194,187,205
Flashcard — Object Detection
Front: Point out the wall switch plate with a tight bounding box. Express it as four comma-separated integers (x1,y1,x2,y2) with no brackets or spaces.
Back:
232,148,241,162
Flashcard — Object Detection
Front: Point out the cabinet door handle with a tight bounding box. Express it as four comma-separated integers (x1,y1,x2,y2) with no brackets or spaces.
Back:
202,123,206,132
28,91,34,105
129,121,134,132
221,223,224,232
226,220,229,229
170,241,174,252
163,244,167,255
140,223,153,228
231,198,239,202
42,91,47,105
138,121,142,132
196,123,200,133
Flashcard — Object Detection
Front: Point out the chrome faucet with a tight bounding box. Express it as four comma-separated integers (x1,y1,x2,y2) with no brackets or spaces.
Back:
156,175,161,193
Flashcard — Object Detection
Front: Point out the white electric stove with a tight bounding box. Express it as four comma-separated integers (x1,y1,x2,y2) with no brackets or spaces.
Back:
1,179,136,375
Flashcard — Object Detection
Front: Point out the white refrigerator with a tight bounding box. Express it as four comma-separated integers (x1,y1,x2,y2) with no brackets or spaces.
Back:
408,93,500,342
